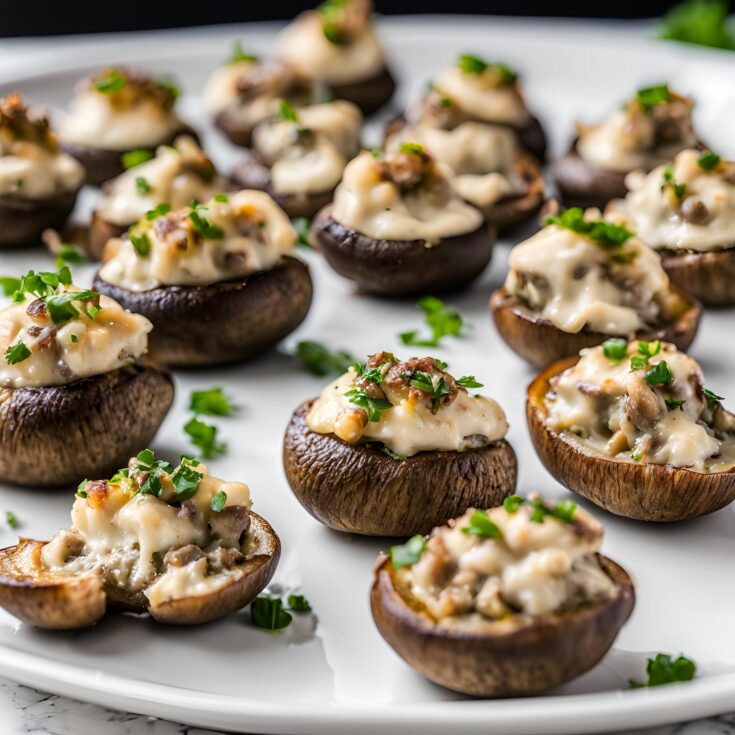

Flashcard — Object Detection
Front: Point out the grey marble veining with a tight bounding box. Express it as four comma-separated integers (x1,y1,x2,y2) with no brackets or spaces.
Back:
0,678,733,735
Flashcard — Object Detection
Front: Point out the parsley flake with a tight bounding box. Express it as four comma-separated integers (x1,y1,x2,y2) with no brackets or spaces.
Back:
296,341,355,377
287,594,311,613
5,340,31,365
636,84,672,111
380,445,406,461
399,142,425,156
184,417,226,459
462,510,503,539
661,164,686,199
400,296,465,347
645,360,673,386
456,375,483,389
251,595,293,631
228,40,258,64
121,148,154,169
602,338,628,362
703,387,724,412
658,0,735,51
54,243,88,268
189,387,236,417
5,511,19,530
210,490,227,513
94,68,127,93
545,208,634,251
345,388,393,422
189,207,224,239
456,53,517,83
630,653,697,688
390,535,427,569
135,176,152,194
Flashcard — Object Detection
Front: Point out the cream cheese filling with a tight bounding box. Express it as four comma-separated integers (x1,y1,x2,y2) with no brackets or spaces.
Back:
331,151,483,242
0,144,84,199
98,190,297,291
203,59,259,113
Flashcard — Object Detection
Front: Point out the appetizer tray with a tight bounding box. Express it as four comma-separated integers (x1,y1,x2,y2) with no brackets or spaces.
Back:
1,16,735,735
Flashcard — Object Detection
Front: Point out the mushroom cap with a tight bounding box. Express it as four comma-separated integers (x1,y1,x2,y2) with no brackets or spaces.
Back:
370,552,635,697
0,190,80,248
312,206,496,296
87,210,126,261
661,246,735,307
283,400,518,536
490,284,702,369
526,356,735,521
0,363,174,488
0,513,280,630
327,64,396,117
93,256,313,367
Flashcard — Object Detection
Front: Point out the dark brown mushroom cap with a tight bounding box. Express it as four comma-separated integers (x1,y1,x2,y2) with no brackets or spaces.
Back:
326,64,397,117
660,246,735,307
370,552,635,697
490,284,703,369
87,210,126,261
311,205,495,296
61,124,198,187
232,149,335,219
0,363,174,488
93,256,313,367
526,356,735,521
0,513,280,630
283,400,518,536
0,190,79,248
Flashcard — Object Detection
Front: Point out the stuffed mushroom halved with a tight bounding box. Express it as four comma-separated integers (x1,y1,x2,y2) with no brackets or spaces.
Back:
0,451,280,629
371,495,635,697
312,145,495,295
606,148,735,306
275,0,396,116
232,99,362,219
88,135,233,261
490,207,702,369
553,84,699,210
0,268,173,487
93,190,312,367
283,352,517,536
527,340,735,521
384,118,544,233
0,93,84,248
59,67,194,186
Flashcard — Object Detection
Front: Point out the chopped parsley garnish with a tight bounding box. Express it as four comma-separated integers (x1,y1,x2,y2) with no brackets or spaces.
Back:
380,445,406,461
251,595,293,631
661,164,686,199
45,289,100,324
155,76,180,101
697,150,721,171
71,335,78,343
54,243,88,268
503,495,525,513
345,388,393,422
352,358,392,384
210,490,227,513
636,84,672,111
121,148,154,169
645,360,674,386
456,53,518,84
456,375,483,389
145,203,171,221
462,510,503,539
398,142,425,156
703,387,724,412
296,340,355,377
287,594,311,613
5,340,31,365
189,387,236,417
503,495,577,524
658,0,735,51
135,176,152,194
5,511,19,530
370,148,382,159
76,479,89,498
293,217,311,247
184,417,226,459
129,231,150,256
214,193,229,202
189,207,224,239
133,449,175,498
390,535,427,569
630,653,697,688
276,99,299,123
400,296,465,348
318,0,350,43
171,460,203,500
545,208,634,251
602,338,628,362
0,277,21,296
94,68,127,93
630,340,662,371
11,267,72,302
406,370,452,412
665,398,686,411
228,40,258,64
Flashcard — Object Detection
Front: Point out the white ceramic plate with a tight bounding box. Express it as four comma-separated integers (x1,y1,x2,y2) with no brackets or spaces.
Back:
0,17,734,735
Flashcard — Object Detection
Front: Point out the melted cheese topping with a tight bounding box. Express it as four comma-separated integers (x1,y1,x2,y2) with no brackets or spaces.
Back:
331,151,483,242
505,223,671,335
433,66,530,127
252,101,361,195
98,190,296,291
97,136,229,226
60,88,184,151
400,501,615,628
0,288,151,389
615,149,735,253
307,368,508,457
577,109,697,174
546,342,735,472
276,10,385,85
204,59,259,113
386,122,518,208
41,461,255,605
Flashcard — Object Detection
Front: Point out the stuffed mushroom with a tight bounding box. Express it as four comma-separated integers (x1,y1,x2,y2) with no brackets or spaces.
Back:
0,268,173,487
553,84,699,210
0,451,280,629
0,93,84,248
88,135,232,261
204,50,320,148
59,67,193,186
490,207,702,369
275,0,396,116
233,99,362,219
384,118,544,232
371,495,635,697
311,145,494,295
283,352,517,536
527,340,735,521
606,148,735,306
93,191,312,367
